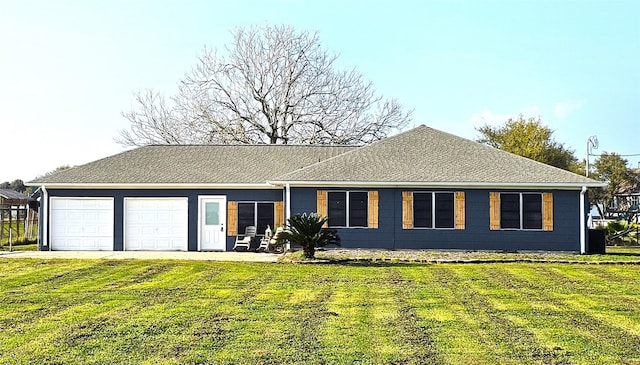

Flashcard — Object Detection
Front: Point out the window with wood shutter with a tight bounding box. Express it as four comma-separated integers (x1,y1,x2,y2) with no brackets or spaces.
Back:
316,190,328,227
490,192,553,231
227,201,237,236
318,190,375,228
455,191,465,230
317,190,327,216
275,201,284,228
402,191,413,229
543,192,553,231
408,191,458,229
368,191,378,229
489,192,501,230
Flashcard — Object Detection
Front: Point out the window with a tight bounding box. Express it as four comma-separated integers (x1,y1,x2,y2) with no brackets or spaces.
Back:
522,194,542,229
237,202,275,234
328,192,346,227
327,191,368,227
499,193,542,230
413,193,432,228
413,192,454,229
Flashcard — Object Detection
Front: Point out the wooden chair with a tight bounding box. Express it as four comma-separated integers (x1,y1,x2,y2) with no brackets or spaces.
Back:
233,225,256,251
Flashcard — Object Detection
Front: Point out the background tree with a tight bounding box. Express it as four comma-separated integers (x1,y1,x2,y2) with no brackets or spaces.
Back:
589,152,635,218
476,115,579,171
0,179,26,193
42,165,72,177
117,25,412,146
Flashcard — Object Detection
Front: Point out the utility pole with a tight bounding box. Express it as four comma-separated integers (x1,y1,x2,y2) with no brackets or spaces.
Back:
586,135,598,177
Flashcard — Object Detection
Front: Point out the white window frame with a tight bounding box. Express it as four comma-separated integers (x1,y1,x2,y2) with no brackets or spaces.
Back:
412,191,455,230
327,191,369,228
499,192,543,231
236,201,276,235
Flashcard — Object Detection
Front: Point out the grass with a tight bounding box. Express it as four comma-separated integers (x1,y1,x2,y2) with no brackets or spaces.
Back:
0,241,38,251
0,220,38,247
1,259,640,364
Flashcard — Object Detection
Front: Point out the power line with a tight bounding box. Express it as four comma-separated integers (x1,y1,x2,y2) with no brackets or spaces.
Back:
589,153,640,157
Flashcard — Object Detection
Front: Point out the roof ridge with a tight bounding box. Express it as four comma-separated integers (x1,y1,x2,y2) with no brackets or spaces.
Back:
143,144,360,148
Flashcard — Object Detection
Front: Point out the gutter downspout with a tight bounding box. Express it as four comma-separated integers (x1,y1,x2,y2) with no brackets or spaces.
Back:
580,186,587,254
42,186,49,251
285,183,291,251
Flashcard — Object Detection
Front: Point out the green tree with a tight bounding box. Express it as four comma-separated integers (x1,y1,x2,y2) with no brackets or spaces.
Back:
476,115,578,171
35,165,72,179
276,213,340,259
590,152,635,218
0,179,26,193
10,179,25,193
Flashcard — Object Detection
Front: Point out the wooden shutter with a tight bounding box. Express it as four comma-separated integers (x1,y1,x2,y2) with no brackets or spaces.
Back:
543,192,553,231
455,191,465,230
489,192,500,230
317,190,328,227
275,201,285,228
368,191,379,229
402,191,413,229
227,201,237,236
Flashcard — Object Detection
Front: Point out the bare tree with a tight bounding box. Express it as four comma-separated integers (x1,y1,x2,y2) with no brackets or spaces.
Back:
117,25,412,146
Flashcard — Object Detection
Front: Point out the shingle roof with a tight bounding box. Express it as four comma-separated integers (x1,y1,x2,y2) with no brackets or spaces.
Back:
273,125,602,186
30,126,602,188
31,145,355,185
0,189,31,201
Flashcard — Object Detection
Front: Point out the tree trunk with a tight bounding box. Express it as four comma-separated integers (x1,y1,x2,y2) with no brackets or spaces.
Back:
303,246,315,259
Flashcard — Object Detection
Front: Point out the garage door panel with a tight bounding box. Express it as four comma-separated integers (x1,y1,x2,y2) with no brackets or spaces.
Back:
125,198,188,251
50,198,114,251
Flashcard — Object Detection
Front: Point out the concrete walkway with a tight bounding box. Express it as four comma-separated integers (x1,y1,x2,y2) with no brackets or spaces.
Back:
0,250,280,262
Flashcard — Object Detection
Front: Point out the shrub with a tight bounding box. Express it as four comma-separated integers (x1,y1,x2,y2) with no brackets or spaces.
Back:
276,213,340,258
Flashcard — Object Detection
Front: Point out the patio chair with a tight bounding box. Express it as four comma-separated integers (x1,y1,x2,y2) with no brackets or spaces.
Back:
269,227,284,249
233,225,256,251
257,226,272,252
258,226,283,252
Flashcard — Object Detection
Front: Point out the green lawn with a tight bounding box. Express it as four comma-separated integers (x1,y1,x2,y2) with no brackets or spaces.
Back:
1,259,640,364
0,220,37,247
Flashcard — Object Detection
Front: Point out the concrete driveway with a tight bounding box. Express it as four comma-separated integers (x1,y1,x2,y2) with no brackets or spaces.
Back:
0,250,280,262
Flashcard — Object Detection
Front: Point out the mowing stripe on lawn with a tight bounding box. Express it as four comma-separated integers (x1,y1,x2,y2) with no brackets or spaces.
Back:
429,265,573,364
320,265,382,364
486,265,640,364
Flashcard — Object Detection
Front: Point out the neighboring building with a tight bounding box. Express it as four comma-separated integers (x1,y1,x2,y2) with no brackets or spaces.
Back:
607,168,640,222
0,189,38,243
28,126,604,253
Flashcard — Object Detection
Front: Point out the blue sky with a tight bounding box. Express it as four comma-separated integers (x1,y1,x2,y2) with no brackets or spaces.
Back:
1,0,638,183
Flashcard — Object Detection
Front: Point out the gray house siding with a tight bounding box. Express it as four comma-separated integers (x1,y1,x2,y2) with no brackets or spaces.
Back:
44,188,284,251
290,187,584,251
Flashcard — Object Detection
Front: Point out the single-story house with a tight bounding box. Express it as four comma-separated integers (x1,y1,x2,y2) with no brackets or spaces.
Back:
28,125,604,253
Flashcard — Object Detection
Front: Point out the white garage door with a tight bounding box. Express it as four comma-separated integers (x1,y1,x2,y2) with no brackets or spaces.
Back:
124,198,188,251
50,198,114,251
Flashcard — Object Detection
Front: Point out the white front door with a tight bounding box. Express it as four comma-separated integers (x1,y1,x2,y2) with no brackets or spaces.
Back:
199,196,226,251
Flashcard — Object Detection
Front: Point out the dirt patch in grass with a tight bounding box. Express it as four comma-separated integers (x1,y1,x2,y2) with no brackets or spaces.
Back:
308,248,640,264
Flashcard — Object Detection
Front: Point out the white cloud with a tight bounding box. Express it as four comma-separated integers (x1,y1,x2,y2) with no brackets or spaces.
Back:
555,99,585,118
